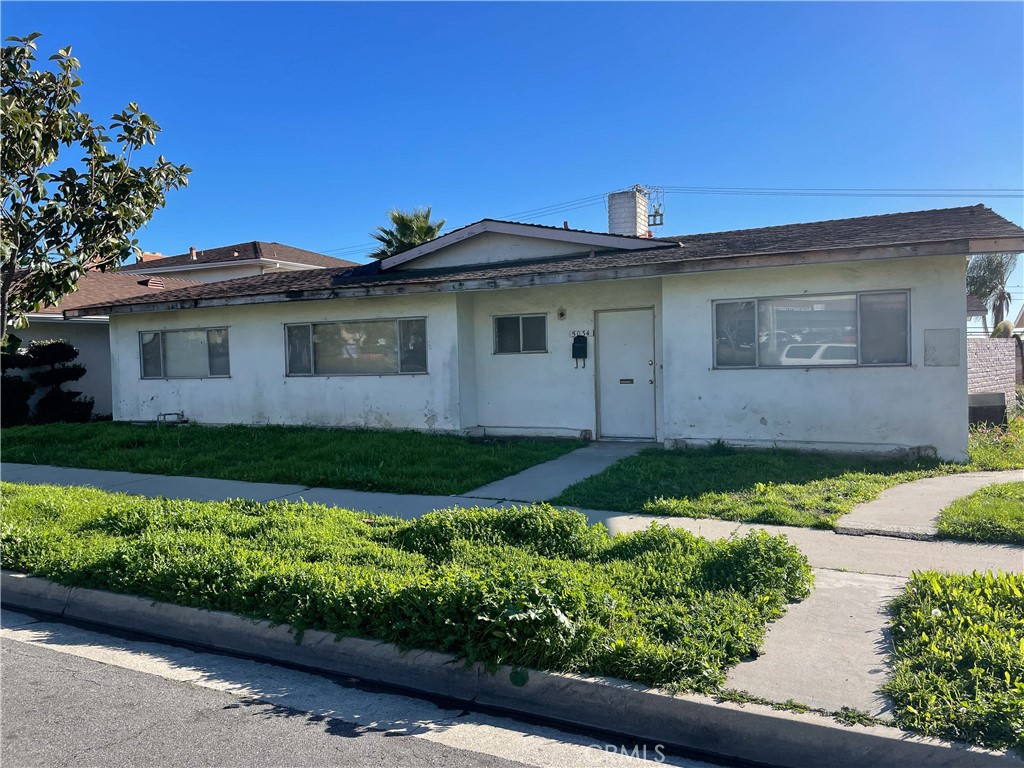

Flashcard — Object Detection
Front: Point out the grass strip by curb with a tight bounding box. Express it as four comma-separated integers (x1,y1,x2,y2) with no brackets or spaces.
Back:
884,570,1024,752
552,420,1024,529
937,482,1024,545
0,481,813,693
0,422,585,496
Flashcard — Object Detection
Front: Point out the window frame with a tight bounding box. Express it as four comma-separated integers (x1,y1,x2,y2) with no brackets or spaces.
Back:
712,289,911,370
138,327,231,380
492,313,548,355
283,316,429,377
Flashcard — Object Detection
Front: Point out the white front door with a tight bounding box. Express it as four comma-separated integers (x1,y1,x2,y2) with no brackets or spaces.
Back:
596,308,656,439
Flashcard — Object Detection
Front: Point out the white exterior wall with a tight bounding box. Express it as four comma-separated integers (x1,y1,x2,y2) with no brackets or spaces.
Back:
660,254,968,460
17,318,114,416
105,249,970,459
466,278,664,438
108,294,461,431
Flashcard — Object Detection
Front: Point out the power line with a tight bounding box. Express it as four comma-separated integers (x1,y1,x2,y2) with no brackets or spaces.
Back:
316,185,1023,256
662,186,1024,199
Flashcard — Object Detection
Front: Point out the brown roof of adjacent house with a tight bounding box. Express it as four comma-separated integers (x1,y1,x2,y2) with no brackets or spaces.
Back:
120,241,356,271
71,205,1024,315
32,271,201,316
966,294,988,316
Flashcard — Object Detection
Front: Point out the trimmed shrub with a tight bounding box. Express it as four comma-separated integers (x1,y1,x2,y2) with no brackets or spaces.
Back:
0,375,34,427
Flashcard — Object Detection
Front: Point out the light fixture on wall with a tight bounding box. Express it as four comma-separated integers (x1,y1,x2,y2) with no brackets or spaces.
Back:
557,307,566,320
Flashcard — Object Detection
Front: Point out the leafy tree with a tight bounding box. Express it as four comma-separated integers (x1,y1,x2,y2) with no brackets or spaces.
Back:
369,206,446,259
967,253,1019,328
1,33,191,335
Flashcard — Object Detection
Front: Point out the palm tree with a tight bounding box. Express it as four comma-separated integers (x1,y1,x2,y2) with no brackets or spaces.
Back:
369,207,446,259
967,252,1019,327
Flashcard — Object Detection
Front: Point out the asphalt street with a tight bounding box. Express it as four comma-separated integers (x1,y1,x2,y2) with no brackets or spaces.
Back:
1,611,720,768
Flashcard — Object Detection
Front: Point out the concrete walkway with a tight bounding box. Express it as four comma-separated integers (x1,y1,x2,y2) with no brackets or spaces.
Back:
726,569,903,719
835,469,1023,540
4,462,1021,576
465,441,649,501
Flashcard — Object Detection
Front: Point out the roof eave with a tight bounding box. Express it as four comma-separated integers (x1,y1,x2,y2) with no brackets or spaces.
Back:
66,237,994,318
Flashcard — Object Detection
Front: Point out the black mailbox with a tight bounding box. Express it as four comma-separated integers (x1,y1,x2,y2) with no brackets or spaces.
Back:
572,335,588,359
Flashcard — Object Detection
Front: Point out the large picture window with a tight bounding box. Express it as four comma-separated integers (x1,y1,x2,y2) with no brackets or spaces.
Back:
140,328,230,379
285,317,427,376
714,291,909,368
494,314,547,354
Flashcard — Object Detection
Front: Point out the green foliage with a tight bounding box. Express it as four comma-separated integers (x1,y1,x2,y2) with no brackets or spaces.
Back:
884,571,1024,752
991,320,1015,339
967,418,1024,471
1,33,191,332
553,422,1024,529
0,422,585,495
0,374,33,426
937,482,1024,545
967,253,1019,328
0,483,813,692
0,339,93,424
369,206,446,259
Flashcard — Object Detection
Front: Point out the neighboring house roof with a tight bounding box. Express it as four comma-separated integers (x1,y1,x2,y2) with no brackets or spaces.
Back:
966,294,988,318
120,241,355,271
68,205,1024,317
30,271,201,317
1016,305,1024,330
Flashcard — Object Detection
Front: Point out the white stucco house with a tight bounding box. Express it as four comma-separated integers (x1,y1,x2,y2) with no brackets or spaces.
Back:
69,193,1024,461
14,242,354,415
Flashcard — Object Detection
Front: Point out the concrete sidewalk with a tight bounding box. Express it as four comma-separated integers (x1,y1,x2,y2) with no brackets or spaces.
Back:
835,469,1023,539
465,441,649,501
3,459,1023,737
4,461,1021,577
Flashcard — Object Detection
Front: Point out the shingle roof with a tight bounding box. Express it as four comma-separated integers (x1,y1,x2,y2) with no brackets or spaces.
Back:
32,271,201,316
75,205,1024,314
120,241,356,271
966,294,988,316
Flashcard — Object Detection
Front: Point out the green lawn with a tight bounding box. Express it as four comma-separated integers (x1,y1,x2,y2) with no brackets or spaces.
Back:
0,422,584,496
884,571,1024,753
551,420,1024,529
938,482,1024,545
0,482,813,693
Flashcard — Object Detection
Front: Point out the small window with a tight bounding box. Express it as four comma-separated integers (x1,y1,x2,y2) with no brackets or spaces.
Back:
140,329,230,379
286,318,427,376
494,314,547,354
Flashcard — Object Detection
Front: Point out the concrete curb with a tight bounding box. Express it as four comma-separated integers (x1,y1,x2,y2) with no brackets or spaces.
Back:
2,570,1016,768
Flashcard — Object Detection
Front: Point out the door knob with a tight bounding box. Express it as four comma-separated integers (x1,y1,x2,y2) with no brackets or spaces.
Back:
648,360,654,365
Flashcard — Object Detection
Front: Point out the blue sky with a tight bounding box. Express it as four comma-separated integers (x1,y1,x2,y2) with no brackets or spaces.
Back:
4,1,1023,311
